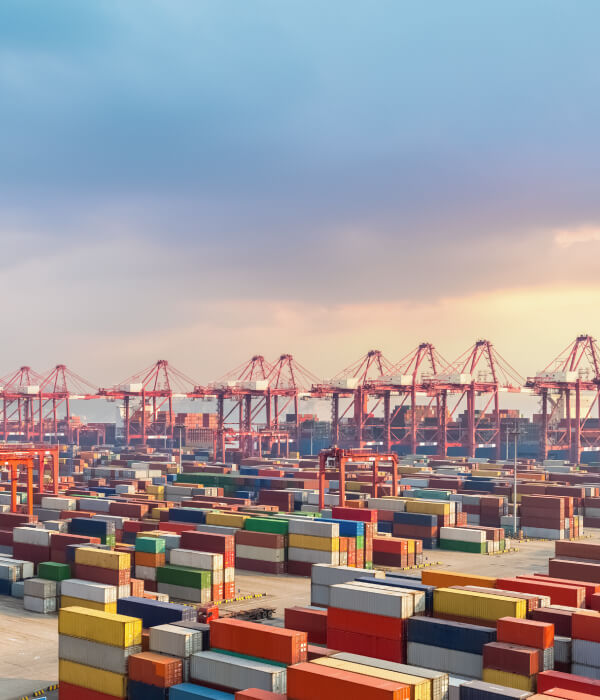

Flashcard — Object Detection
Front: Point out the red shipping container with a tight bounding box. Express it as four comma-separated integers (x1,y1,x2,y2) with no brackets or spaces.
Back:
287,560,313,577
531,608,572,638
74,563,130,586
59,681,118,700
224,581,236,599
307,645,339,660
373,537,408,555
537,671,600,697
130,578,144,597
210,618,307,665
549,558,600,584
287,662,410,700
327,607,405,640
555,540,600,561
527,574,600,607
235,691,286,699
285,606,328,645
332,506,378,523
212,583,223,601
234,558,287,575
235,530,286,548
571,610,600,642
13,543,50,566
180,531,234,554
109,502,149,518
483,641,541,675
544,689,600,700
128,652,182,687
495,577,585,608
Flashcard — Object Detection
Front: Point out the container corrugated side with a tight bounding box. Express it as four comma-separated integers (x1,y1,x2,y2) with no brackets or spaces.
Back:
59,606,142,647
434,589,526,622
407,642,481,678
481,669,536,693
150,624,205,657
60,595,116,613
74,547,130,570
58,658,127,698
61,578,117,603
190,650,286,693
330,583,414,618
58,634,141,674
236,544,286,563
311,657,431,700
288,547,339,565
572,639,600,666
170,549,223,571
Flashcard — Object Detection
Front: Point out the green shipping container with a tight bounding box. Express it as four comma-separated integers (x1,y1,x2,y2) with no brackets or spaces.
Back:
156,564,212,589
244,517,289,535
439,539,486,554
38,561,71,581
355,535,364,550
135,536,165,554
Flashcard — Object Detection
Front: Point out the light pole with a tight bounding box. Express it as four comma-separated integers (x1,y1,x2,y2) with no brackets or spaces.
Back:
510,422,525,535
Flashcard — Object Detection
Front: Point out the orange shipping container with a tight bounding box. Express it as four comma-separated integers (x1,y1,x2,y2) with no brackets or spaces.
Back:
495,577,585,608
128,652,182,688
497,617,554,649
571,610,600,643
210,618,307,665
422,570,496,588
287,662,410,700
235,691,286,699
135,552,166,568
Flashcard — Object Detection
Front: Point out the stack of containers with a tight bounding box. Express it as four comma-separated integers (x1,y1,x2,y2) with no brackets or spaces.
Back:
550,540,600,583
571,609,600,679
439,527,487,554
287,519,340,576
406,616,496,678
23,577,58,613
69,516,116,546
58,606,142,699
60,578,118,612
393,511,438,548
0,558,29,597
326,580,419,662
158,550,218,603
134,535,166,586
13,526,51,568
74,546,131,599
127,651,184,699
482,617,555,691
180,531,235,599
150,622,207,682
520,495,569,539
235,528,287,575
310,563,384,606
372,536,423,568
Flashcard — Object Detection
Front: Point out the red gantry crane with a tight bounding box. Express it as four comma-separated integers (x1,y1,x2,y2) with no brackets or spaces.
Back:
526,335,600,463
0,367,45,442
428,340,524,458
102,360,199,445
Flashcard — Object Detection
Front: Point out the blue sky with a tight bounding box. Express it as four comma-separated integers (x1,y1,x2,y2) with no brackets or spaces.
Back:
1,1,600,388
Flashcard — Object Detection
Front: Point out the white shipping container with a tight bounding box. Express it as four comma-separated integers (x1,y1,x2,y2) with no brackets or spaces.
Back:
449,677,471,700
235,544,286,563
92,514,128,529
13,527,51,547
135,565,157,581
367,498,407,512
440,527,485,543
288,519,339,538
224,567,235,583
41,496,76,510
311,564,384,587
407,642,481,678
169,549,223,572
310,583,329,607
329,583,414,618
24,595,56,613
157,582,210,603
77,498,112,514
350,581,425,614
24,578,57,598
288,547,339,565
572,639,600,667
190,650,287,693
59,634,141,673
522,527,564,539
44,520,68,532
60,579,117,604
0,558,34,579
150,623,205,657
195,524,238,536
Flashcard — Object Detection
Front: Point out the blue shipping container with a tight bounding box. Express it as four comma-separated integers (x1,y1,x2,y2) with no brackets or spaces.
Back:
406,617,496,655
116,597,196,628
169,684,234,700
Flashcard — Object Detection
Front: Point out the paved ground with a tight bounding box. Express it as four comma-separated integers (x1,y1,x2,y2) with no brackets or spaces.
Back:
1,531,598,699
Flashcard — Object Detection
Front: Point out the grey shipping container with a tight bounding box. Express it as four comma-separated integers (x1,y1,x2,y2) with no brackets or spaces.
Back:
190,650,286,693
59,635,141,674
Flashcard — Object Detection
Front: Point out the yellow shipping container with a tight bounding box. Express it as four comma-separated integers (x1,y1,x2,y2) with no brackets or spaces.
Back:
346,482,361,492
61,596,117,613
75,547,130,571
146,484,165,496
473,470,502,477
151,507,168,519
422,570,497,588
59,659,127,698
405,500,450,516
206,512,249,528
289,534,340,552
406,539,415,554
311,657,430,700
482,669,536,692
433,588,526,622
59,607,142,648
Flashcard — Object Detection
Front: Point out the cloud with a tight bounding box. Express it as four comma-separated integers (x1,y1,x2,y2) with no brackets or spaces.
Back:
554,226,600,248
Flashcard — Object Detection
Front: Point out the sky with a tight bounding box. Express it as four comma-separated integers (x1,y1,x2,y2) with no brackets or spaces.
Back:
1,0,600,397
